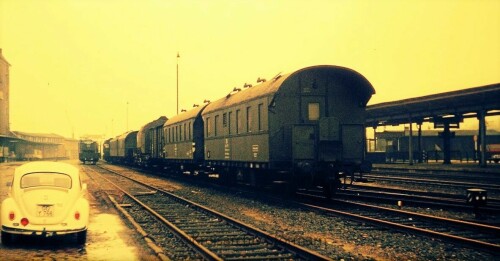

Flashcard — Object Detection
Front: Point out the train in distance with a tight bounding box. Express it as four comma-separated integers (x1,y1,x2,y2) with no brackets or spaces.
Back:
79,139,100,165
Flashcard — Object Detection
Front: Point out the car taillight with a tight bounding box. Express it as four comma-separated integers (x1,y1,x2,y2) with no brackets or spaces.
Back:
74,211,80,220
9,211,15,221
20,217,29,226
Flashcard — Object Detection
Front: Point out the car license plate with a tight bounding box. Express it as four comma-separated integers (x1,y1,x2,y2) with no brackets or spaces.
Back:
37,205,54,217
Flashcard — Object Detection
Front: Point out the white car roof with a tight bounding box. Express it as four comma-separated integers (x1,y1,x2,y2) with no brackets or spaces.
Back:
14,161,79,178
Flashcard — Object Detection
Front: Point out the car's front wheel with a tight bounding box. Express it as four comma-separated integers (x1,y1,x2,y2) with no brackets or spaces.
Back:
1,231,13,246
76,230,87,245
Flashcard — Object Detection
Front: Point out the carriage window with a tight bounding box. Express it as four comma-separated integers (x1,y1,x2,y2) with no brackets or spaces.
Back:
183,123,186,141
258,103,263,131
214,115,219,136
180,124,183,141
308,103,320,121
206,117,211,137
246,106,252,132
228,111,232,134
236,110,241,134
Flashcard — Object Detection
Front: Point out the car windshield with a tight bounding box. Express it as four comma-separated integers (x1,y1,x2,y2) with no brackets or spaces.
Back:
20,173,72,189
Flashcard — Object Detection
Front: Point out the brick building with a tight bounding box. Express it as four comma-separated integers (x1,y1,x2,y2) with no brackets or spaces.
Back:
0,48,10,136
0,48,17,161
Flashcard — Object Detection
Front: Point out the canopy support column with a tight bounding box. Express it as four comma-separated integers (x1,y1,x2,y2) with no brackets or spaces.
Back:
408,118,413,165
477,110,487,167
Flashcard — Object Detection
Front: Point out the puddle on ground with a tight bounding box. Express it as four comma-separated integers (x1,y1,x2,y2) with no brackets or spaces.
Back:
85,213,140,261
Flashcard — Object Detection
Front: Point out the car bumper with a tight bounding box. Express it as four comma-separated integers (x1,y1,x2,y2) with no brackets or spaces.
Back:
2,225,87,237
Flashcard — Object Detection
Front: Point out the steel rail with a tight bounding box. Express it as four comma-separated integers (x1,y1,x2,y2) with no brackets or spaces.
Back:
98,165,333,260
363,174,500,190
337,187,500,213
90,166,221,260
297,199,500,253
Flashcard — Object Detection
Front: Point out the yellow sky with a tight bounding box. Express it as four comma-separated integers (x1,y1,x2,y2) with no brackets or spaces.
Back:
1,0,499,138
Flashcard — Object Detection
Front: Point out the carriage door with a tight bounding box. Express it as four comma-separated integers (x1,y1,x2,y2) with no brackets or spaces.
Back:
341,124,364,161
292,125,316,160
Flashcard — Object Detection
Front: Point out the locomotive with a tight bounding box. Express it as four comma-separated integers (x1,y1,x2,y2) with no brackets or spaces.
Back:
78,139,100,165
105,65,375,196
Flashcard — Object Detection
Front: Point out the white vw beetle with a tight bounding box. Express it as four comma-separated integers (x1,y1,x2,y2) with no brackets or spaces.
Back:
1,161,89,245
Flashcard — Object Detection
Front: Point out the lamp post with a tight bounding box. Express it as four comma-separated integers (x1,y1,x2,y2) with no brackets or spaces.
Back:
176,52,180,115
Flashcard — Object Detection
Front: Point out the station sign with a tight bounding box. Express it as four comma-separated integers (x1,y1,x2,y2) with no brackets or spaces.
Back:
432,116,462,129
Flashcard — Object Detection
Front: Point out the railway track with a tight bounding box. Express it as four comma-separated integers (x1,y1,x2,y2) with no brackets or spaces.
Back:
372,165,500,176
337,185,500,214
296,194,500,254
369,166,500,193
84,165,332,260
360,172,500,206
362,174,500,191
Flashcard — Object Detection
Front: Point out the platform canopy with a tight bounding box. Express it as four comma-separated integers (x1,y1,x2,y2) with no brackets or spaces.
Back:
366,83,500,127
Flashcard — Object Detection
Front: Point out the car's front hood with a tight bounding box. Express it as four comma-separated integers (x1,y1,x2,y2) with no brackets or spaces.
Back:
18,188,75,224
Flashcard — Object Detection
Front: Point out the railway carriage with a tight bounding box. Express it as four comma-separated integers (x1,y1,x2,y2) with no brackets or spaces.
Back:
136,116,167,167
201,65,375,194
108,131,138,164
163,105,207,174
102,138,111,162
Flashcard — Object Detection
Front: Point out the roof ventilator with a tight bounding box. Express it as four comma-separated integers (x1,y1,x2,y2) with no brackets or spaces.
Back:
257,77,266,83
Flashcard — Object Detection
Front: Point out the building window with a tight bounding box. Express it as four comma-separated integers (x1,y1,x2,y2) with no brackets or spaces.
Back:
308,103,320,121
246,106,252,132
223,113,227,127
188,122,191,140
183,123,186,141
